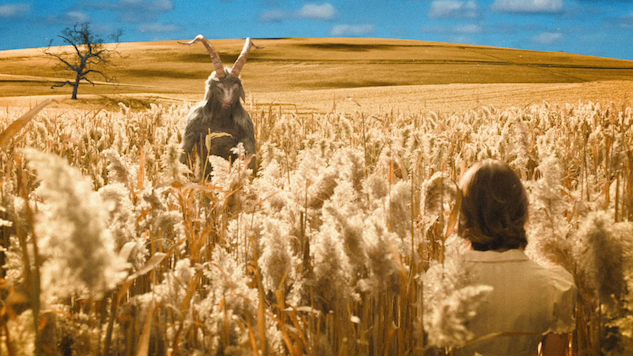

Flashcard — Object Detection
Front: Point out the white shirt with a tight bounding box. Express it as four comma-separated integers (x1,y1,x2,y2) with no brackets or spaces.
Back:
457,249,576,356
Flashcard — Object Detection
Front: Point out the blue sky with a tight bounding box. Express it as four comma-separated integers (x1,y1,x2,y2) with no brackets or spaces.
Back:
1,0,633,60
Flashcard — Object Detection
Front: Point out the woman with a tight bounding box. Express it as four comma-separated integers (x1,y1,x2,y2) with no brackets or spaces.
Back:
456,160,576,356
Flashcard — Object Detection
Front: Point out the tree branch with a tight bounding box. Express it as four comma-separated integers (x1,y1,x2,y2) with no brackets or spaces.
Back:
86,54,110,65
82,69,109,80
45,51,78,72
90,49,111,63
58,34,86,61
82,77,96,86
51,81,73,89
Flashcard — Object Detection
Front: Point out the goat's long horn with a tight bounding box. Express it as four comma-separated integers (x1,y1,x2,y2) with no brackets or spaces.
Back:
231,38,264,78
179,35,226,78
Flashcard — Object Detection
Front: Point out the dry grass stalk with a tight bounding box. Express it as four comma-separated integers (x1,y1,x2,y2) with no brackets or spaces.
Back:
0,100,631,355
0,100,53,148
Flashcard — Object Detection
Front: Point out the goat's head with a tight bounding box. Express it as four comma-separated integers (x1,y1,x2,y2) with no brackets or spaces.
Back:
204,70,243,109
180,35,262,108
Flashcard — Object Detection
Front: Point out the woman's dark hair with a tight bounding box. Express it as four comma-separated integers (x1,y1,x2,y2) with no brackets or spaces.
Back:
457,159,529,251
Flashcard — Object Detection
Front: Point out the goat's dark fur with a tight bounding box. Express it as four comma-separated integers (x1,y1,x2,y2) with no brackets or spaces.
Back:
180,37,258,179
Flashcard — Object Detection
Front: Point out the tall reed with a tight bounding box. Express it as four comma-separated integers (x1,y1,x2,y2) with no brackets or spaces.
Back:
0,100,632,355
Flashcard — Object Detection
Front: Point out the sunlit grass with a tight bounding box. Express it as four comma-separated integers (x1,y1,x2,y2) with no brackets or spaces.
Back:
0,97,632,355
2,37,633,99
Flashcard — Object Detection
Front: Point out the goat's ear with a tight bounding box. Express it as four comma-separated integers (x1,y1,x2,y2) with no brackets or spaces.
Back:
239,86,246,102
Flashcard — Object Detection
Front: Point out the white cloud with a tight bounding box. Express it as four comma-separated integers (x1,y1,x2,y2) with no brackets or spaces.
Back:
66,11,91,23
454,24,483,33
0,3,31,18
139,22,181,33
88,0,174,11
450,35,472,44
532,31,563,44
149,0,173,11
260,9,286,22
491,0,564,14
619,12,633,28
421,23,483,34
429,0,479,19
260,2,336,22
83,0,174,23
298,3,336,20
46,11,91,25
330,24,375,36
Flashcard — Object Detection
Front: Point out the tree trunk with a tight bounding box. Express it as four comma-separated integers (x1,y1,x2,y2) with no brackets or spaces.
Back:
71,72,81,100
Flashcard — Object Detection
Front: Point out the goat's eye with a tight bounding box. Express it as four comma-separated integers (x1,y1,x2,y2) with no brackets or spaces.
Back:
232,84,239,90
217,83,225,90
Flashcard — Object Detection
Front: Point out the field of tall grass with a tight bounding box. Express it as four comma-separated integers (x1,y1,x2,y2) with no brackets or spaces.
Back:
0,98,632,355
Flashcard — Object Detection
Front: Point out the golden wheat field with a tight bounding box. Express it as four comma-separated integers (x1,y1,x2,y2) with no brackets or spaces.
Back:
1,38,633,356
3,37,633,112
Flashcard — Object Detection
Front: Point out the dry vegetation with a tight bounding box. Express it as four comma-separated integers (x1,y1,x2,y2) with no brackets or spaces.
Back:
3,37,633,112
1,38,633,355
0,96,632,355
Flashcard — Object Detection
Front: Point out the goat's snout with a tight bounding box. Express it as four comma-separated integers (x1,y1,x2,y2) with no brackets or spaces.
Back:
221,92,234,107
221,86,237,108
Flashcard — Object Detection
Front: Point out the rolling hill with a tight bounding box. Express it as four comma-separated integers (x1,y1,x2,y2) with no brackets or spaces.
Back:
2,37,633,112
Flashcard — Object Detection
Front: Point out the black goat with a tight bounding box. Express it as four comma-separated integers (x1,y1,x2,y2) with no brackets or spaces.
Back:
179,35,260,179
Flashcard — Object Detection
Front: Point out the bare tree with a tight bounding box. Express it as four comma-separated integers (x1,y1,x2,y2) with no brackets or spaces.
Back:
45,22,123,100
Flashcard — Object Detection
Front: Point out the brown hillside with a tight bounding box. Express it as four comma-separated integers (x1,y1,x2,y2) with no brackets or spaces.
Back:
1,37,633,112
